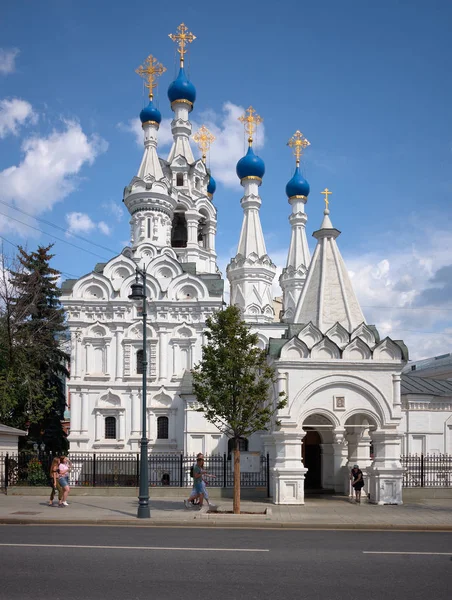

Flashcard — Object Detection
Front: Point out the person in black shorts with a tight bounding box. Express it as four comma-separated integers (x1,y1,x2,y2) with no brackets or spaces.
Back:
350,464,364,503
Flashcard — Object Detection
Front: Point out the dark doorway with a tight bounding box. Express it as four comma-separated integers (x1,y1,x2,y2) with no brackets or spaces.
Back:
302,429,322,489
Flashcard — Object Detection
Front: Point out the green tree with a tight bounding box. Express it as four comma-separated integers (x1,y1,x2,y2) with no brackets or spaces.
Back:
192,305,286,514
0,245,69,452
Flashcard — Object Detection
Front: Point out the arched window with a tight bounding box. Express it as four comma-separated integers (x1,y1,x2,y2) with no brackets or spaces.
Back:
227,437,248,459
176,173,184,186
171,213,187,248
157,416,169,439
136,349,144,375
105,416,117,440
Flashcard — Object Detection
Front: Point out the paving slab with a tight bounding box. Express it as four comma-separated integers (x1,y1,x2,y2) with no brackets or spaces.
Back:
1,493,452,529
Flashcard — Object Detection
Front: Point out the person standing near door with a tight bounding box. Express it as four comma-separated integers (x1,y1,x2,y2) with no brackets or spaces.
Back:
350,465,364,503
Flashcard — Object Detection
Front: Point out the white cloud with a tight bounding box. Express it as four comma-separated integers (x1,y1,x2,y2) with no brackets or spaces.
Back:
0,98,37,138
119,102,265,189
345,227,452,360
0,48,19,75
0,120,108,235
98,221,111,235
66,213,112,236
66,212,96,234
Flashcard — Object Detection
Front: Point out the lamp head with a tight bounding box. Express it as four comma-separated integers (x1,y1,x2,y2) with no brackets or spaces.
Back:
128,279,145,302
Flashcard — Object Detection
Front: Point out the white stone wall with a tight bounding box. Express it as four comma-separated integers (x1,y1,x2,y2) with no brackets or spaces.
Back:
400,396,452,454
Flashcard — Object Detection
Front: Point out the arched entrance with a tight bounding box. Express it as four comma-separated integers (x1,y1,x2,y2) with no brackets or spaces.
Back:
302,414,335,492
302,430,322,489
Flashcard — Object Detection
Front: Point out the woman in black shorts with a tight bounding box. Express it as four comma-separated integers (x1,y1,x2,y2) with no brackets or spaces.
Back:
350,464,364,503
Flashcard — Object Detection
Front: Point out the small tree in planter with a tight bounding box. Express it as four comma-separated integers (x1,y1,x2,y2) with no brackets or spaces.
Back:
27,457,48,486
192,306,286,514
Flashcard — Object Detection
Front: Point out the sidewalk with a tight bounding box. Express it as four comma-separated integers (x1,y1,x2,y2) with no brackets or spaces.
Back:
1,494,452,529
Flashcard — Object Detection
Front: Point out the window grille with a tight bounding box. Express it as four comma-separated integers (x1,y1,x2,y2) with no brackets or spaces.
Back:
105,416,117,440
136,349,144,375
157,416,169,439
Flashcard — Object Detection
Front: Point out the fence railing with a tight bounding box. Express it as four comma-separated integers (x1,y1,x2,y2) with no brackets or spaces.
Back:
401,454,452,487
1,452,270,493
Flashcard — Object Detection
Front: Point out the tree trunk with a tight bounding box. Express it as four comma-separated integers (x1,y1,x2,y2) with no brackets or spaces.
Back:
233,438,240,514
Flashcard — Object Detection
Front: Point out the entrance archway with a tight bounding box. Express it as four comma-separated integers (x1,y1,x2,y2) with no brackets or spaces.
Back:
302,414,335,492
302,430,322,489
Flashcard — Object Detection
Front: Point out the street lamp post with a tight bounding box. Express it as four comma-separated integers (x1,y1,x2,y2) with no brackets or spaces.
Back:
129,266,151,519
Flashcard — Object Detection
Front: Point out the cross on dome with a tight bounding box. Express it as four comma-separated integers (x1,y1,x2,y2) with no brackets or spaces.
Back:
321,188,332,210
287,130,310,165
193,125,215,162
135,55,166,100
169,23,197,66
238,106,263,146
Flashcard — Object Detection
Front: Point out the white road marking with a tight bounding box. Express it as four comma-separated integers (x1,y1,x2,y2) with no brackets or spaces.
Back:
363,551,451,556
0,543,269,552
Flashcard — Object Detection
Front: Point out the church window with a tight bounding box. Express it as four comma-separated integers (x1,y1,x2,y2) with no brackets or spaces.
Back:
227,437,248,459
157,416,169,439
171,213,187,248
176,173,184,186
136,349,144,375
105,416,117,439
147,218,151,239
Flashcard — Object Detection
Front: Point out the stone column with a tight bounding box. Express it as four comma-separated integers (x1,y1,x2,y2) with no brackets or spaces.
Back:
272,430,307,504
331,429,349,493
367,430,404,505
115,328,123,381
131,390,140,435
70,391,81,434
118,411,125,441
95,412,102,442
81,392,89,434
206,224,216,252
185,210,199,248
158,329,168,381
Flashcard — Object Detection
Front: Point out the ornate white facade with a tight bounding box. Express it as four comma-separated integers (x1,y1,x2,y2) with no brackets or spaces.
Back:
61,26,411,504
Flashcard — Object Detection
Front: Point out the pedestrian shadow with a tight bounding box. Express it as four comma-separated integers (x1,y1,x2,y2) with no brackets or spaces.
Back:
62,499,136,518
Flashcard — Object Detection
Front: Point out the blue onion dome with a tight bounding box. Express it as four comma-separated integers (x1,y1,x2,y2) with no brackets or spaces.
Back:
285,165,310,198
167,67,196,105
207,174,216,196
139,99,162,124
236,145,265,181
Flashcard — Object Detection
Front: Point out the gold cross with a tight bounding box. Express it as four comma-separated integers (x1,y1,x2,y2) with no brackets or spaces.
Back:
238,106,263,145
135,55,166,100
193,125,216,162
321,188,332,209
169,23,196,66
287,130,310,165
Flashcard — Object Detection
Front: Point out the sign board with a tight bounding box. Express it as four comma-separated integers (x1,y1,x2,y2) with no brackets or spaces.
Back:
239,451,261,473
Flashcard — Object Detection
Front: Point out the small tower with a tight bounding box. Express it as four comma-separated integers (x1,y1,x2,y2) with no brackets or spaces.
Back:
227,107,276,322
294,191,366,331
167,23,197,167
123,54,176,249
279,131,311,322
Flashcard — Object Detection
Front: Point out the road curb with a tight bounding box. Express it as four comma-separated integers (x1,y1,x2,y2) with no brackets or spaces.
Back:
1,518,452,530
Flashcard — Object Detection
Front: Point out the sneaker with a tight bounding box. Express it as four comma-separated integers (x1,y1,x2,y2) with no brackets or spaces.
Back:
62,501,69,506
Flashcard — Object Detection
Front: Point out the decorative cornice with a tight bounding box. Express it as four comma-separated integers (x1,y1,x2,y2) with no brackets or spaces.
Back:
141,120,160,128
171,99,193,109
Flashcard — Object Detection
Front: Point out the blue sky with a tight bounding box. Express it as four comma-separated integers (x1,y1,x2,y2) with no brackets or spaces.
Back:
0,0,451,359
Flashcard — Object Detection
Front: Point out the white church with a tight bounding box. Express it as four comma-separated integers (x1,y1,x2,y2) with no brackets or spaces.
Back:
61,24,446,505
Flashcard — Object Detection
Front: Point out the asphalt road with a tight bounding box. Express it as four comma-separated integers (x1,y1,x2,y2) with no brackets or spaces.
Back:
0,525,451,600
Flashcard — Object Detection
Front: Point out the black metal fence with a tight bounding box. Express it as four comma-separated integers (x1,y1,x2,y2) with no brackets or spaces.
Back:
401,454,452,487
1,452,270,493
